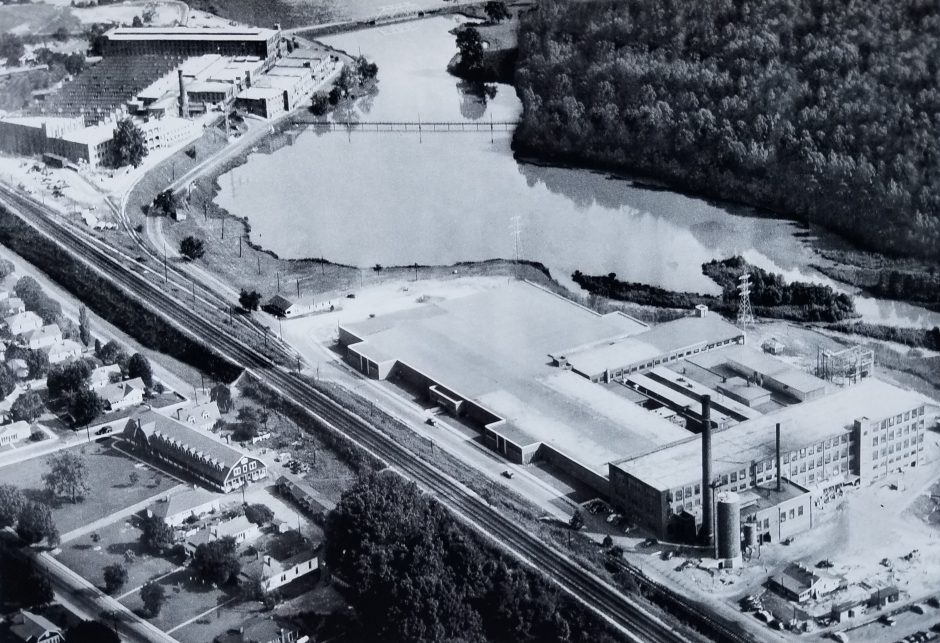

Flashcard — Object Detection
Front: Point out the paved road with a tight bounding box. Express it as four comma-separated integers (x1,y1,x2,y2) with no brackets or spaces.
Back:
35,550,178,643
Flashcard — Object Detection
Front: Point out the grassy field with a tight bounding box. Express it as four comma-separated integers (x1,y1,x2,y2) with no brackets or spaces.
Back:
0,441,176,533
55,517,181,594
120,567,239,631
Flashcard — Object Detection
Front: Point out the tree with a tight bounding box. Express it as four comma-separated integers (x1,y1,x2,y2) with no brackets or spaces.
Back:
140,514,174,553
150,189,178,218
127,353,153,388
103,563,128,594
484,1,511,23
455,27,484,73
17,501,58,546
0,483,25,528
210,383,233,413
355,55,378,81
140,581,166,617
310,92,330,116
78,305,91,346
132,15,144,27
97,340,129,368
15,276,61,324
25,350,49,380
68,387,103,427
191,537,240,585
43,451,90,503
0,543,54,607
238,289,262,311
10,391,43,423
568,510,584,531
47,359,93,398
64,52,85,75
244,503,274,526
112,118,147,168
67,620,121,643
0,33,24,67
0,367,15,400
53,27,70,42
129,471,140,486
179,236,206,261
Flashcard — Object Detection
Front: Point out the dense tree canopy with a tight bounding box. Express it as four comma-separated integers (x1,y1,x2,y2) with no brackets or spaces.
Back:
325,471,610,643
514,0,940,259
112,118,147,168
43,451,90,504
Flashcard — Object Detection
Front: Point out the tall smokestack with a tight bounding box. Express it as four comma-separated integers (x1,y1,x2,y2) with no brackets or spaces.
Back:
700,395,713,549
776,422,782,492
178,69,188,118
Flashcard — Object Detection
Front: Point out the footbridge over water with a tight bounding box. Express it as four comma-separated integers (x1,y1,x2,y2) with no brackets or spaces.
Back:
307,120,520,133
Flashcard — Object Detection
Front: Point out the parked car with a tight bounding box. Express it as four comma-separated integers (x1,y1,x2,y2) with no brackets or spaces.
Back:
501,470,514,479
879,615,896,626
639,537,658,548
816,559,835,568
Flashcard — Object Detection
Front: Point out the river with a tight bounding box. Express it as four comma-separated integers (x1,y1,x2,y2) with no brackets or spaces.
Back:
215,16,940,328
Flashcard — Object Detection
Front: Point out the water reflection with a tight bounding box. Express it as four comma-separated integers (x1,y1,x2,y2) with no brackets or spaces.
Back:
456,80,498,120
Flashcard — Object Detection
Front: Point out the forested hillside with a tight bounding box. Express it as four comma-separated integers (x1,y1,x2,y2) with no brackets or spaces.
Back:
514,0,940,259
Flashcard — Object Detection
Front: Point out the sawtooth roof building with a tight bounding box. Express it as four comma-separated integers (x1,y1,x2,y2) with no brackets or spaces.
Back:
123,410,267,492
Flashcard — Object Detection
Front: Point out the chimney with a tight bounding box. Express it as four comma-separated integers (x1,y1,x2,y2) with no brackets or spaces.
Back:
776,422,782,492
700,395,713,548
177,69,188,118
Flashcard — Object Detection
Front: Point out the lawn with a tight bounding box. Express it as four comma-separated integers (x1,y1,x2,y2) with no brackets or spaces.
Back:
120,567,238,632
0,441,177,533
55,517,181,594
170,598,267,643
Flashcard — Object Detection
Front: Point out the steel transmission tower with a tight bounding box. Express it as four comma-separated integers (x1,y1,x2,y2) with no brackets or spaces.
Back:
737,273,755,328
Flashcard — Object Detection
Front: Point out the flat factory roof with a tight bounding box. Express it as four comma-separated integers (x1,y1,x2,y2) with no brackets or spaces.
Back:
613,378,926,491
105,27,278,42
342,281,684,474
740,480,809,514
237,86,284,100
721,345,827,394
563,314,745,377
60,122,115,145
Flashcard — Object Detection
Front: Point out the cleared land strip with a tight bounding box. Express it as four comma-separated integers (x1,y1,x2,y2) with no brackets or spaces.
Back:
0,183,750,643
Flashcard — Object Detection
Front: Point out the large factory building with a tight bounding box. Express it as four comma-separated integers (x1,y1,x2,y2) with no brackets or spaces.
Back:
102,26,281,65
337,280,931,556
610,378,927,542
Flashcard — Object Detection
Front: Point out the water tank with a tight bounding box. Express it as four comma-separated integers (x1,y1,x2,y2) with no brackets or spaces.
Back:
742,523,758,549
716,491,742,561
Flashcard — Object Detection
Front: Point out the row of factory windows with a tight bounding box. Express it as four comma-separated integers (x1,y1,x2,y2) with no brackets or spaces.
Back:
599,337,741,382
872,432,924,451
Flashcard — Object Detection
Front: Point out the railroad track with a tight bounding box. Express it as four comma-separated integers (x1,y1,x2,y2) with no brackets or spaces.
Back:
0,183,750,643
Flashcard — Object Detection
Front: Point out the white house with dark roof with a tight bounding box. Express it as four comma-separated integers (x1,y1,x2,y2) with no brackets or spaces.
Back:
123,409,267,492
8,610,64,643
100,377,146,412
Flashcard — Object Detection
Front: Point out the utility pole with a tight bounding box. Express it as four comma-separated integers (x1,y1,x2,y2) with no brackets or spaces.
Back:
737,273,755,329
191,281,196,307
276,271,280,292
257,255,261,275
221,214,225,240
163,243,168,283
203,200,208,221
296,279,300,298
238,235,242,258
